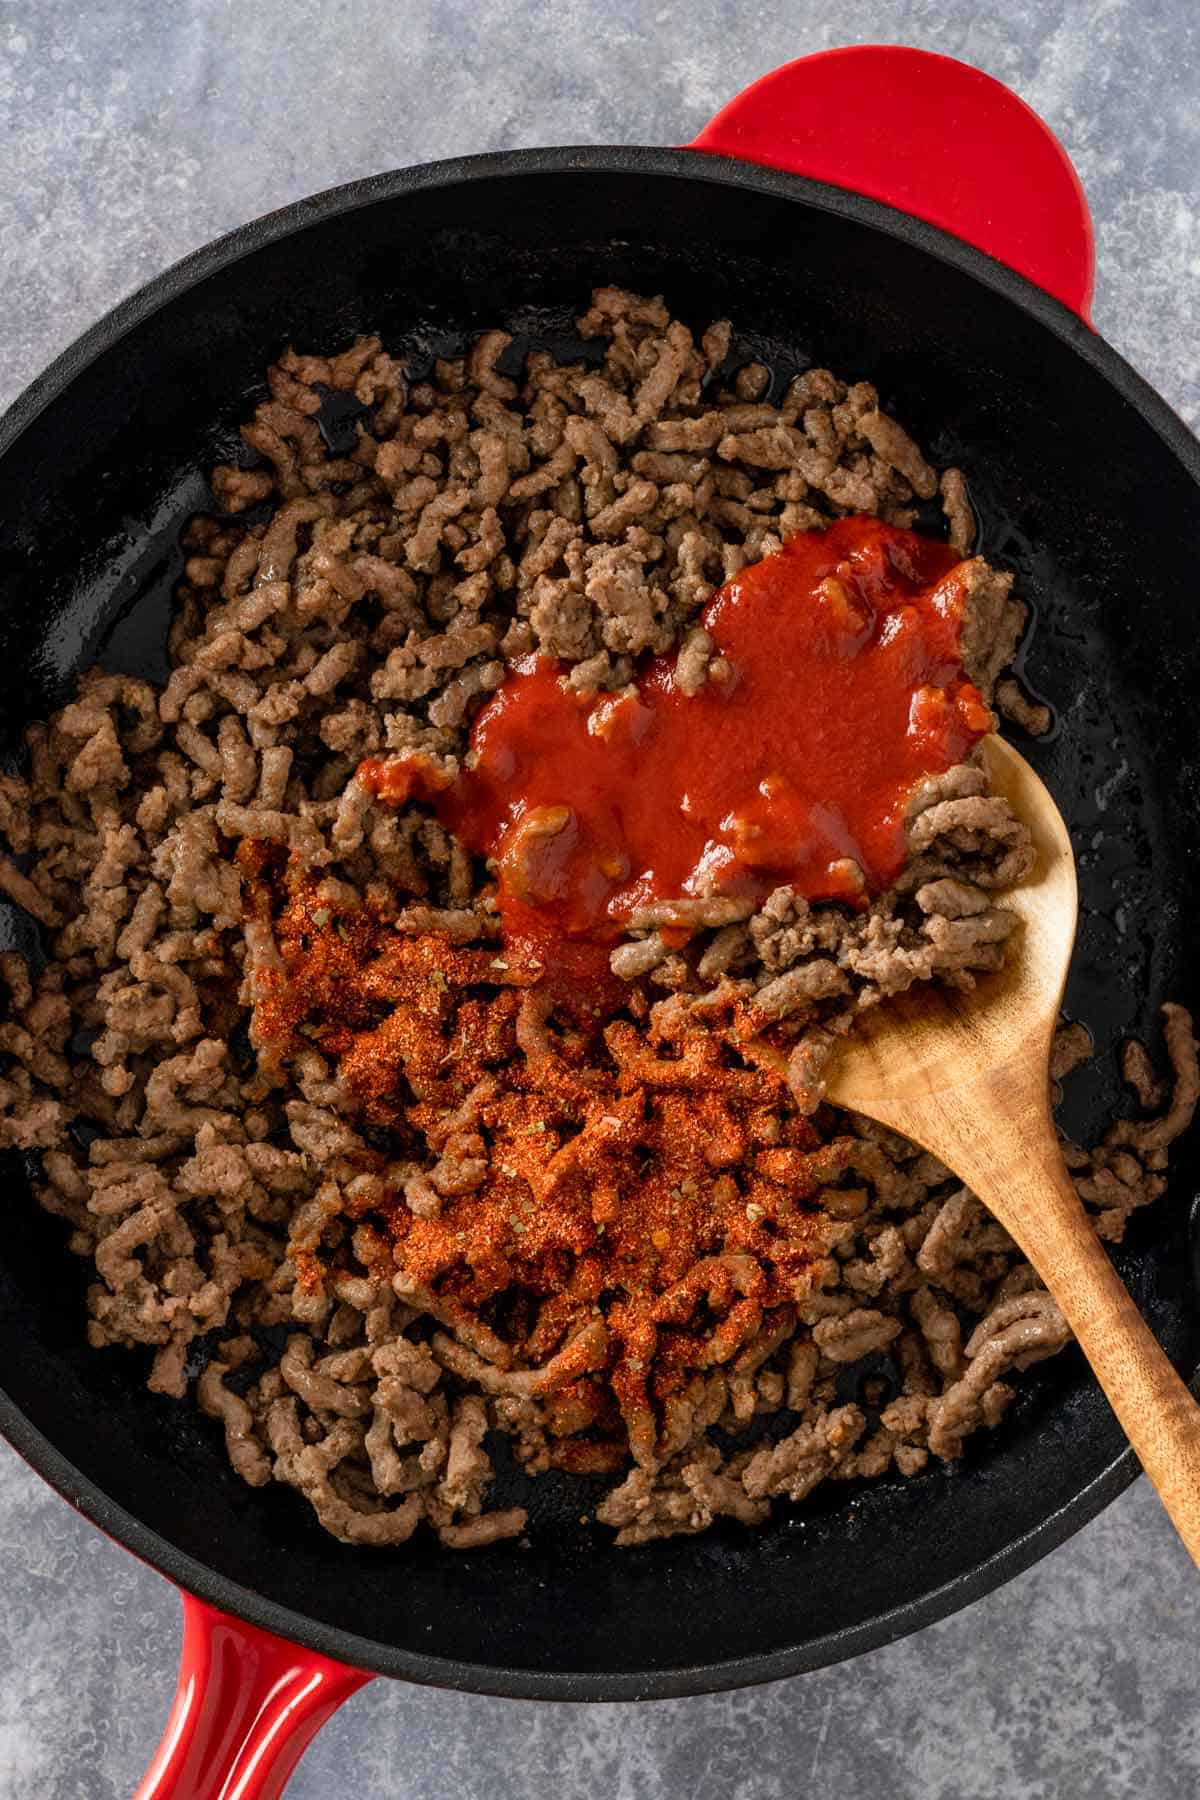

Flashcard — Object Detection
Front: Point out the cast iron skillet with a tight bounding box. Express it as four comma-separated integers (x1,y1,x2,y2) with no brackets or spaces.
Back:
1,44,1198,1799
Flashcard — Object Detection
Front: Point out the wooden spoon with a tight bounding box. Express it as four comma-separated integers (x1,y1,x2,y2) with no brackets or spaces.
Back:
824,733,1200,1563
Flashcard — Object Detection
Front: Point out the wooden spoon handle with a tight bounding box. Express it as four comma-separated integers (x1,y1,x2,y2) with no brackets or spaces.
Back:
975,1133,1200,1566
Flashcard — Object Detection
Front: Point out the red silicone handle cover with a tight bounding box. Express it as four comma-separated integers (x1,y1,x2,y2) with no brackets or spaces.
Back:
690,44,1094,320
134,1594,372,1800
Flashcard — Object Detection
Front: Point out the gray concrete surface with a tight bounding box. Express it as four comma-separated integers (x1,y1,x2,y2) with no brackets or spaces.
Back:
1,1,1197,1794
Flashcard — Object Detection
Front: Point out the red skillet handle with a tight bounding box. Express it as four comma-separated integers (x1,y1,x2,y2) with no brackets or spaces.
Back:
690,44,1094,321
134,1594,372,1800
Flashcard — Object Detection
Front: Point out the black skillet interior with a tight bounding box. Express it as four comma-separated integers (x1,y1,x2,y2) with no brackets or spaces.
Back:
1,152,1198,1698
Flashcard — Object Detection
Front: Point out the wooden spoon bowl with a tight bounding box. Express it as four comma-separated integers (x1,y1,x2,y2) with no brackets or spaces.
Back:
825,735,1200,1563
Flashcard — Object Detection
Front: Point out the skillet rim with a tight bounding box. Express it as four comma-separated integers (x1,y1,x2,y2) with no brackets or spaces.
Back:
1,142,1198,1699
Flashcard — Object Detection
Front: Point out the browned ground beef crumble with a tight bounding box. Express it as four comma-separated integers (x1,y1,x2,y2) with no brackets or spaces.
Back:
0,288,1196,1549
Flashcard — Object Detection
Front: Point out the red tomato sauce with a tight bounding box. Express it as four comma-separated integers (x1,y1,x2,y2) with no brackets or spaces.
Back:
359,517,991,977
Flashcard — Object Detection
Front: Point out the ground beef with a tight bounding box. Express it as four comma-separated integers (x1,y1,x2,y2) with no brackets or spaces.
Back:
0,289,1195,1549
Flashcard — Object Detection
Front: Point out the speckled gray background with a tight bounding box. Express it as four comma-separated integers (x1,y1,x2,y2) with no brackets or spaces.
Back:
1,2,1198,1795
